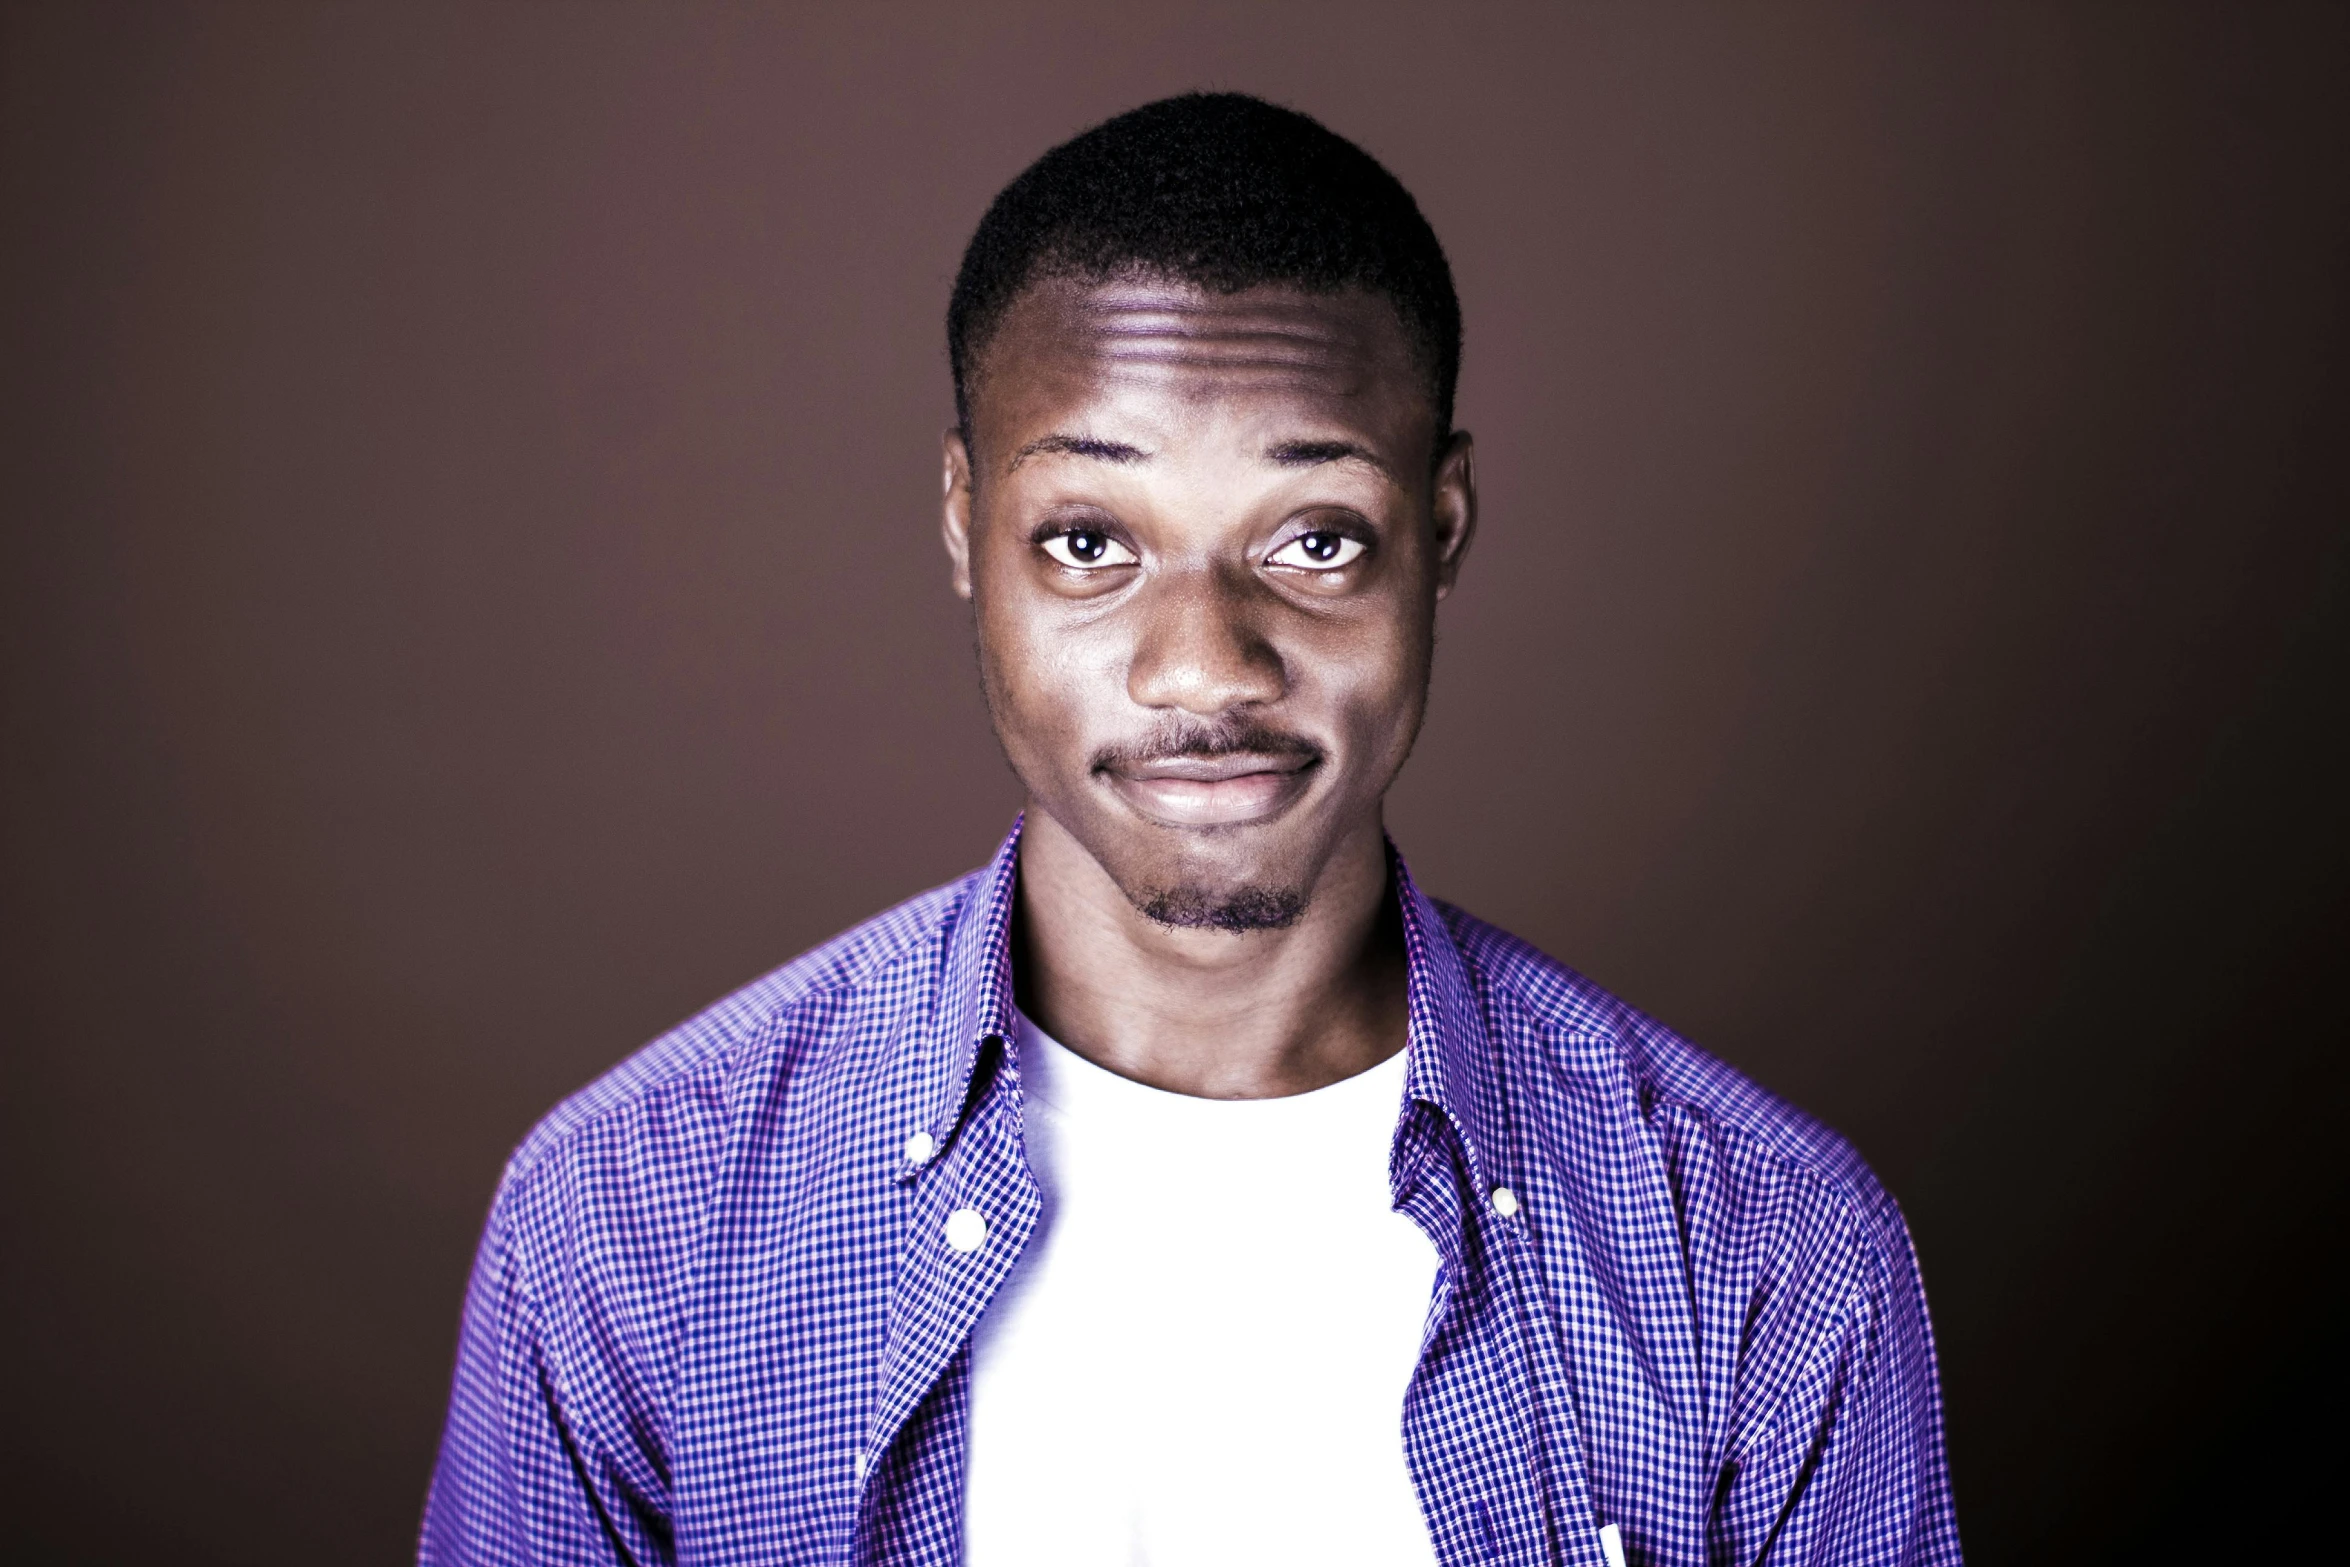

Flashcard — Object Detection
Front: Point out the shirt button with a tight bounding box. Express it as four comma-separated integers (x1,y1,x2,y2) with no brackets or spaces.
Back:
945,1206,988,1253
903,1130,937,1167
1490,1186,1521,1218
853,1454,868,1481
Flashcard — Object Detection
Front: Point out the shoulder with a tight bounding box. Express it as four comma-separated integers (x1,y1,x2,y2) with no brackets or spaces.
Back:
494,872,971,1220
1434,906,1956,1544
435,873,975,1484
1436,901,1916,1276
467,872,974,1391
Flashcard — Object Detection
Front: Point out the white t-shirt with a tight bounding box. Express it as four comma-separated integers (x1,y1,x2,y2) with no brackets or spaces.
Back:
962,1011,1443,1567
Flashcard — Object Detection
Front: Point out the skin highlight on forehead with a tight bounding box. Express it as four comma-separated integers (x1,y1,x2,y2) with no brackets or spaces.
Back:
967,278,1438,484
1076,282,1401,375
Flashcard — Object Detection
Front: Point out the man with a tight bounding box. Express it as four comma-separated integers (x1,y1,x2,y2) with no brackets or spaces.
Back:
421,94,1960,1567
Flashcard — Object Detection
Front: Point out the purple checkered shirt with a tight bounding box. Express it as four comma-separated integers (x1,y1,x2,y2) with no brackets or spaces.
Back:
420,821,1961,1565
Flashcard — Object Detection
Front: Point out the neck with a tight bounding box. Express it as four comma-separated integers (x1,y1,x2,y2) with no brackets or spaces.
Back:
1012,807,1409,1099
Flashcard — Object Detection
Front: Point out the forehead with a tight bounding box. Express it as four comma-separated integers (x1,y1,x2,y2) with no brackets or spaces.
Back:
967,279,1434,469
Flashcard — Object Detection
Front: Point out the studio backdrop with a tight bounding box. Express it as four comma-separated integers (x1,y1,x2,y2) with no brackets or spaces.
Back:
3,3,2345,1563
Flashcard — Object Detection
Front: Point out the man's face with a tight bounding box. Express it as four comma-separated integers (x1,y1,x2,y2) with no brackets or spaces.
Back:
942,278,1475,930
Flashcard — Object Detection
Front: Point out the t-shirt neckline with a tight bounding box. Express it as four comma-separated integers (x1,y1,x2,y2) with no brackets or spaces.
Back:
1012,1007,1411,1126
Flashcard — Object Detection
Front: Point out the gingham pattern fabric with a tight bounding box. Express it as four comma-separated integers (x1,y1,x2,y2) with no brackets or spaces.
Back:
420,821,1961,1566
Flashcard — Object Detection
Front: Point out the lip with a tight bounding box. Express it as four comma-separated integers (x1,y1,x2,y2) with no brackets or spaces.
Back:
1100,751,1319,827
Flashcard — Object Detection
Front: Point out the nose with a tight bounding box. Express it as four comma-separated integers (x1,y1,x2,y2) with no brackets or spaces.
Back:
1125,563,1286,717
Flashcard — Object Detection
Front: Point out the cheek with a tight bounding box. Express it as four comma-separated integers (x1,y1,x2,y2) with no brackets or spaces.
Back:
1298,602,1431,751
1337,658,1426,776
976,580,1103,774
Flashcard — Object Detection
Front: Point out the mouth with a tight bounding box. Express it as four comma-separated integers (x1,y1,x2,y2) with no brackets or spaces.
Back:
1098,749,1321,828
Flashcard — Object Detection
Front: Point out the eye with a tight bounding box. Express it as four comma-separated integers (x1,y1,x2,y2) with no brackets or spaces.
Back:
1266,530,1367,571
1039,527,1138,570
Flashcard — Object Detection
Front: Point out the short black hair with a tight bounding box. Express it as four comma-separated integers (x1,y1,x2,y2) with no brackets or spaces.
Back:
948,92,1461,440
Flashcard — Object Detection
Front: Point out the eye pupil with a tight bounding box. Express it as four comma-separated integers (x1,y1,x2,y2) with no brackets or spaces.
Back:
1069,531,1104,562
1306,533,1337,561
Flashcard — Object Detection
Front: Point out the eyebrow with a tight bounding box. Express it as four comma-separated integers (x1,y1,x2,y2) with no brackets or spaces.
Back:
1266,439,1394,480
1008,433,1149,470
1004,432,1397,479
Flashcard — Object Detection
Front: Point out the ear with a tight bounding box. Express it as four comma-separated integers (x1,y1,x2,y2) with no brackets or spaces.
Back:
941,427,976,601
1431,430,1477,600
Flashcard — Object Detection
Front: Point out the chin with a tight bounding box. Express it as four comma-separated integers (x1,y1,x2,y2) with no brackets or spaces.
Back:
1130,880,1308,933
1104,815,1324,934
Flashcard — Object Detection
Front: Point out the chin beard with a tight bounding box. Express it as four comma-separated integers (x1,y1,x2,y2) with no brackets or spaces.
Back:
1133,882,1308,933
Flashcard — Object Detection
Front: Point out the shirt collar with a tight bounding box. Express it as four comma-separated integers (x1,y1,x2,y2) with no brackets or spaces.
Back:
1390,841,1507,1199
905,817,1504,1192
902,820,1023,1173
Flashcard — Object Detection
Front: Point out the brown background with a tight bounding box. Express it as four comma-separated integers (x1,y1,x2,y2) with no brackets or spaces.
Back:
4,3,2346,1562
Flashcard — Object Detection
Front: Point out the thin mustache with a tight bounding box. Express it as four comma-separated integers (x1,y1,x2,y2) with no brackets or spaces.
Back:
1091,719,1322,774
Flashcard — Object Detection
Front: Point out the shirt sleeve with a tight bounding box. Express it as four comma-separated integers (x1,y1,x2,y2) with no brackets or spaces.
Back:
417,1174,668,1567
1713,1204,1964,1566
